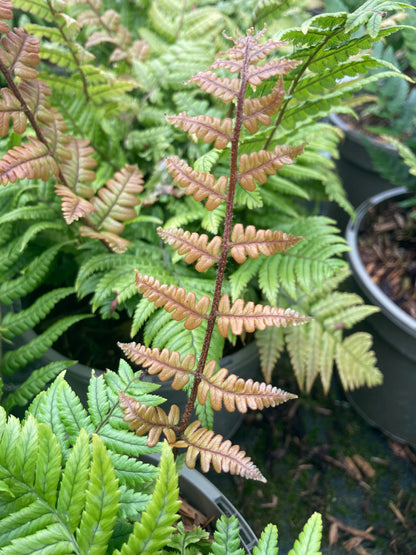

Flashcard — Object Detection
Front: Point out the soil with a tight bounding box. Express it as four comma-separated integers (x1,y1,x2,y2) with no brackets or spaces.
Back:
205,359,416,554
358,198,416,319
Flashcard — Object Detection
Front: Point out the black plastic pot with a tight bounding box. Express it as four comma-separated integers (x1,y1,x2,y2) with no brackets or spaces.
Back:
345,187,416,447
327,113,399,231
144,452,258,553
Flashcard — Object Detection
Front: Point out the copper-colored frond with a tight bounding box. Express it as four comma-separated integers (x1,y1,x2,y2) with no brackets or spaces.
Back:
199,359,297,413
188,71,240,102
55,185,96,225
247,59,301,86
243,79,285,134
60,139,96,196
217,295,312,337
158,227,222,272
230,223,304,263
86,164,143,236
179,421,266,482
165,113,233,150
135,271,210,330
0,87,26,136
238,143,305,191
118,341,196,390
0,138,57,185
0,28,40,79
119,391,179,447
166,156,227,210
0,1,13,34
79,228,131,253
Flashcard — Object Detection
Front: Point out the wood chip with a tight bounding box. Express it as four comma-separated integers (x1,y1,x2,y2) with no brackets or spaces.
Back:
352,454,376,479
389,501,408,528
329,522,339,546
327,515,376,542
344,456,363,481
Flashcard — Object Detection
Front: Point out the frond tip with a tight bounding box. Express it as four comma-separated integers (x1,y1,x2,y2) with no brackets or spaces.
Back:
176,421,267,482
200,359,297,412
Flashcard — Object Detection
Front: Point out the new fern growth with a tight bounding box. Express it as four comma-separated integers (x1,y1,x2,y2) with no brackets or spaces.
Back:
118,29,315,483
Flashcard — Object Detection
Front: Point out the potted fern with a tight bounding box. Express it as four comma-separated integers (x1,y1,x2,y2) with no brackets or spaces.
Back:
0,0,412,424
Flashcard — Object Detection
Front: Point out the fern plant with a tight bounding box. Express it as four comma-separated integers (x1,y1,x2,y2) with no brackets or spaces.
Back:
0,360,324,553
125,1,415,398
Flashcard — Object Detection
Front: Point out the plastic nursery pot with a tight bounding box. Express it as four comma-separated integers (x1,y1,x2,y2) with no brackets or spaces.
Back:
327,113,399,231
142,452,258,554
345,187,416,447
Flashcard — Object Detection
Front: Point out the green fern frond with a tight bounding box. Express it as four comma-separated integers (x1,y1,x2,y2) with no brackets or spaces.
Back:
210,514,245,555
1,287,76,339
1,314,91,375
335,333,383,391
114,442,181,555
253,523,278,555
2,361,72,412
288,511,322,555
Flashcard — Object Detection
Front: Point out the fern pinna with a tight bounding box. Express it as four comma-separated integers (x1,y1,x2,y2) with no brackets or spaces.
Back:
118,29,314,483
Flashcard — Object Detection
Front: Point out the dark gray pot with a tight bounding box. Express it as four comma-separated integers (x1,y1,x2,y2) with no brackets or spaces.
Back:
143,452,258,553
345,187,416,447
327,113,399,231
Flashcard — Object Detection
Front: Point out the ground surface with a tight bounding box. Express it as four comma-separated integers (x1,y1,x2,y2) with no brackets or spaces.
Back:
206,360,416,554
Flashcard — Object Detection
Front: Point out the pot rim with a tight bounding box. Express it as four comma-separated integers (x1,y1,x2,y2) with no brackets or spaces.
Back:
345,186,416,336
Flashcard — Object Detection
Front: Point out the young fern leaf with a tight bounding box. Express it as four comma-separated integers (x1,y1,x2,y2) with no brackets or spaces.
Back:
165,113,233,150
243,79,285,133
157,227,222,272
178,421,266,482
0,0,13,34
217,295,312,337
119,392,179,447
187,71,240,102
55,184,96,224
230,223,304,263
199,360,297,412
166,155,227,210
238,144,306,191
135,272,211,330
0,27,40,79
118,342,196,390
211,515,245,555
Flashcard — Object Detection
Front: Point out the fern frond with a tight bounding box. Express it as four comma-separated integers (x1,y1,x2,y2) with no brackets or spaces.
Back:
0,138,57,184
243,79,285,133
118,342,196,390
187,70,240,102
114,442,181,555
230,223,304,264
158,227,221,272
135,272,210,330
0,0,13,34
199,360,296,412
211,515,245,555
178,421,266,482
335,333,383,391
86,164,144,234
0,86,27,135
255,327,285,383
165,113,233,149
59,138,96,196
55,184,96,224
120,391,179,447
0,27,40,79
78,227,131,254
1,314,90,375
288,512,322,555
76,434,121,553
238,144,305,191
217,295,311,337
166,155,227,210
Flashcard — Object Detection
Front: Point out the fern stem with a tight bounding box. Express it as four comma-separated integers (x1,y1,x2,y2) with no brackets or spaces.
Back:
45,0,91,102
0,59,72,191
175,0,188,41
178,36,252,436
263,27,342,150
